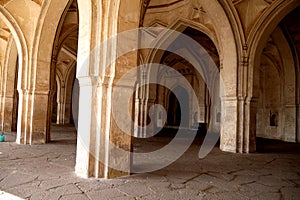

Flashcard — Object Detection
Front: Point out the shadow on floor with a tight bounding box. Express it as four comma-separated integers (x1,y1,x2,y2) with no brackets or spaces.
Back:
256,137,300,154
50,124,77,144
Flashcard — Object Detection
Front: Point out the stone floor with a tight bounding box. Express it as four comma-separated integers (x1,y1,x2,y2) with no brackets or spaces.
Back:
0,125,300,200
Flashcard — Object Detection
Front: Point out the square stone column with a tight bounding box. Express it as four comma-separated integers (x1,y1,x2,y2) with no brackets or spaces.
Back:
220,97,239,153
75,77,132,179
1,95,15,132
75,77,93,178
244,98,257,153
16,90,50,144
220,96,257,153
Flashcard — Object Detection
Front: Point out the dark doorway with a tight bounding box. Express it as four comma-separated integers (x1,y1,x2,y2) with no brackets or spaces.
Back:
167,86,189,128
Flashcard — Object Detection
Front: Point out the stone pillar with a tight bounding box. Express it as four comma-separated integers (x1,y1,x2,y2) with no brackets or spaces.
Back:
75,77,132,179
220,97,257,154
64,102,72,124
2,95,15,132
56,101,62,124
106,81,132,178
283,105,297,142
297,102,300,143
198,104,206,123
139,85,150,138
75,76,93,178
244,98,257,153
0,79,18,132
134,77,157,138
133,82,140,137
16,90,50,144
220,96,238,153
56,81,65,124
220,74,257,153
220,48,257,153
75,0,140,179
205,89,210,124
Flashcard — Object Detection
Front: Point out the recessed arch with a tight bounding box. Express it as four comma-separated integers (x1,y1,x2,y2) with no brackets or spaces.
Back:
140,0,240,152
145,19,220,67
248,0,300,99
31,0,77,142
248,1,300,147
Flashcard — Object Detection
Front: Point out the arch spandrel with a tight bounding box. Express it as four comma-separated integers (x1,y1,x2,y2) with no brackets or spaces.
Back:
2,0,41,49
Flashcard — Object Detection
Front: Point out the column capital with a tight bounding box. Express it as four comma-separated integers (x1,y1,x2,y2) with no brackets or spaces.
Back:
220,96,238,102
17,89,50,96
77,76,93,87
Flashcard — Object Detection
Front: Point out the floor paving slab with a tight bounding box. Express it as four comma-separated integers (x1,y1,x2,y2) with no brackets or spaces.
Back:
0,125,299,199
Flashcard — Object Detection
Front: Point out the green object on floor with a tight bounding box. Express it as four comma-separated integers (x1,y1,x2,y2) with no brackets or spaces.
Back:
0,134,5,142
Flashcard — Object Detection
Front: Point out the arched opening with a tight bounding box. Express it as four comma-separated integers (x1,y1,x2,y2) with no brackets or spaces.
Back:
138,0,239,154
166,86,189,128
0,38,19,133
0,7,27,143
48,0,78,143
73,0,236,178
133,23,220,171
252,5,300,151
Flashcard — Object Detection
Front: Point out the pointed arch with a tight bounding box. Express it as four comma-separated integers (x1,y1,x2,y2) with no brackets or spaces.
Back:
0,6,29,143
248,2,300,144
0,6,28,91
248,0,300,99
23,0,75,143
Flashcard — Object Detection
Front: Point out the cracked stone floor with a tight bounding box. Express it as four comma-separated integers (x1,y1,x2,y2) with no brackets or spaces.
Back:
0,125,300,200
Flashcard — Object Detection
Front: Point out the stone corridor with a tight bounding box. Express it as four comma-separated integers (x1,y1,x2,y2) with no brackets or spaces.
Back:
0,125,299,199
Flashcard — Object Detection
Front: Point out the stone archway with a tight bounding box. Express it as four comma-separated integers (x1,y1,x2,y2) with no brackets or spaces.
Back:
142,0,239,153
247,1,300,147
0,6,28,143
133,26,221,167
0,37,18,133
73,0,242,179
0,0,73,144
125,0,237,152
256,26,297,143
